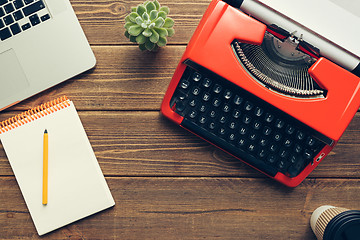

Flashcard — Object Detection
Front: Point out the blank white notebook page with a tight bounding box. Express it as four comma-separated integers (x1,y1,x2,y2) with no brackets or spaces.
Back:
0,99,115,235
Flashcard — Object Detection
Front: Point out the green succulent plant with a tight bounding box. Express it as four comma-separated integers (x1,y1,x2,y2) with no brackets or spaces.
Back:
124,0,175,51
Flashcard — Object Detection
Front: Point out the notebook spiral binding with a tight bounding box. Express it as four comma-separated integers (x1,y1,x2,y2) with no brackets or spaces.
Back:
0,96,70,133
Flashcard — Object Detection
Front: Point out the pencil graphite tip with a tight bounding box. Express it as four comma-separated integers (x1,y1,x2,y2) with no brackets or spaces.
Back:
44,129,48,134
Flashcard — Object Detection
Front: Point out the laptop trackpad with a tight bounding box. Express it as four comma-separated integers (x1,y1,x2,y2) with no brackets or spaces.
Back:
46,0,67,16
0,49,29,100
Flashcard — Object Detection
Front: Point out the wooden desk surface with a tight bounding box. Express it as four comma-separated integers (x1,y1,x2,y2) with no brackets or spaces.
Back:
0,1,359,239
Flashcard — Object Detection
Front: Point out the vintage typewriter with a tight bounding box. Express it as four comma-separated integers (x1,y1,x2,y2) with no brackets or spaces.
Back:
161,0,360,187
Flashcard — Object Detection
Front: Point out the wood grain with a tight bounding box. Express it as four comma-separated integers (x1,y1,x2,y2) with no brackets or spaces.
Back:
0,0,359,239
1,177,359,239
1,112,359,178
5,46,183,111
71,0,209,45
5,45,360,111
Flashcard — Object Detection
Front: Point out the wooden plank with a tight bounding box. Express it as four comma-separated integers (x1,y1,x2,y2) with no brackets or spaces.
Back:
5,45,360,112
0,1,357,239
1,111,359,178
0,177,359,239
71,0,210,45
5,46,184,111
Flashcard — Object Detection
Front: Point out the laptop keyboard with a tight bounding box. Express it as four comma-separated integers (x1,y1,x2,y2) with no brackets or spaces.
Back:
170,63,332,178
0,0,51,41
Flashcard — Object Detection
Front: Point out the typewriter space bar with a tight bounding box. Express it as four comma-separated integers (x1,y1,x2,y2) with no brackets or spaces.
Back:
181,119,278,177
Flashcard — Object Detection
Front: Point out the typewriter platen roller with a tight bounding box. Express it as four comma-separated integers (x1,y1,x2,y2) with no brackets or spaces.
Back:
233,31,326,98
161,0,360,186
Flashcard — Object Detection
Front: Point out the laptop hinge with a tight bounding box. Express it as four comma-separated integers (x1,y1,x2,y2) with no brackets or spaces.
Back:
223,0,244,8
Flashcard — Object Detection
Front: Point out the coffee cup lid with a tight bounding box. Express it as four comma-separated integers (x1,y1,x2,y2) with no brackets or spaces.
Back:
323,210,360,240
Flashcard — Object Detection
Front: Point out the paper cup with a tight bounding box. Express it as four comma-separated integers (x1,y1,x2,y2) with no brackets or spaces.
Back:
310,205,360,240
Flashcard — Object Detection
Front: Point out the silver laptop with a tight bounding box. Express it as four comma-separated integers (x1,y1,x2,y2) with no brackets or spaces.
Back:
0,0,95,111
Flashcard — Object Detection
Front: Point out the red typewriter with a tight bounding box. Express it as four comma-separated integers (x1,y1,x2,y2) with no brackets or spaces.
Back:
161,0,360,187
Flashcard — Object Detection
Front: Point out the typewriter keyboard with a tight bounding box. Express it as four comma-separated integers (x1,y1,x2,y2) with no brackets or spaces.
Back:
170,64,329,178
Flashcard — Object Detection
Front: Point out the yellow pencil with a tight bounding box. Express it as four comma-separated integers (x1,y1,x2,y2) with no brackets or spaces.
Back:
43,129,48,205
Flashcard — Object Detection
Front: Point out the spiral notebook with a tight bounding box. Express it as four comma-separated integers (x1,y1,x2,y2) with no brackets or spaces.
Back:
0,97,115,235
